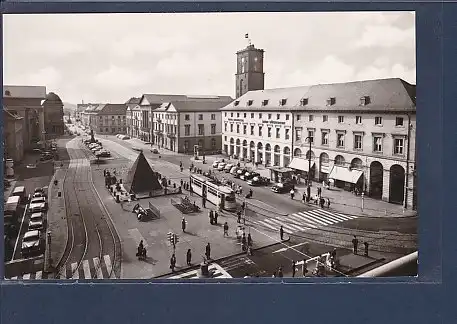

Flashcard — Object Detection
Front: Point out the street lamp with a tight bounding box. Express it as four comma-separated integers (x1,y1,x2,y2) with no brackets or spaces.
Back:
305,136,312,187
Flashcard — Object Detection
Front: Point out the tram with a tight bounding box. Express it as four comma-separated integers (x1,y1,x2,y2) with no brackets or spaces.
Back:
189,174,237,211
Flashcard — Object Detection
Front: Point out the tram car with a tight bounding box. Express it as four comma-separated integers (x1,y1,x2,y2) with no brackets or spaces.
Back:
189,174,237,211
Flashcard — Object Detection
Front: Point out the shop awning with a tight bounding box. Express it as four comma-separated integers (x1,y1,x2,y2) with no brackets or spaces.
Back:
329,166,363,184
288,158,315,172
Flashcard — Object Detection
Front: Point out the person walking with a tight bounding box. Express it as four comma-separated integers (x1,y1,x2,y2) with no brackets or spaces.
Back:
302,260,308,277
205,243,211,260
181,217,186,233
170,253,177,272
327,198,331,208
292,260,296,278
223,222,229,237
238,185,243,196
237,210,242,224
277,266,283,278
280,225,284,241
364,242,369,257
290,189,295,199
247,233,252,247
241,233,247,251
209,210,214,225
186,249,192,266
202,197,206,208
302,192,306,203
214,210,218,225
352,235,359,254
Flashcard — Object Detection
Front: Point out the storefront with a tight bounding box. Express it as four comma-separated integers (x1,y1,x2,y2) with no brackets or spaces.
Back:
288,157,316,183
328,165,363,192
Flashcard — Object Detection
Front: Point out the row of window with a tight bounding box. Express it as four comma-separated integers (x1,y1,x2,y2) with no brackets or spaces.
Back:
225,112,405,127
225,131,406,156
184,124,217,136
183,138,217,150
98,115,126,119
232,96,370,108
99,127,126,133
155,124,177,134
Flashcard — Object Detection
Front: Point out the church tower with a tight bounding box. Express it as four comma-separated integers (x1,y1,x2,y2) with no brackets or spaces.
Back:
235,41,265,98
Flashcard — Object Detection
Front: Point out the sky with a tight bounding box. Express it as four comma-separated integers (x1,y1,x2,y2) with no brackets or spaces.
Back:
3,12,415,105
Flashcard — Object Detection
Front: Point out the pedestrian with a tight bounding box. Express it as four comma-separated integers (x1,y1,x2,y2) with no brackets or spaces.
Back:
327,198,331,208
280,225,284,241
205,243,211,260
186,249,192,266
238,185,243,195
247,233,252,247
290,189,295,199
352,235,359,254
302,260,308,277
306,186,311,202
330,248,337,268
277,266,283,278
209,210,214,225
302,192,306,203
202,197,206,208
318,187,322,197
292,260,296,278
237,210,242,224
181,217,186,233
170,253,177,272
189,185,193,196
180,179,183,187
241,201,245,210
241,233,247,251
364,242,369,257
214,210,218,224
223,222,229,236
320,197,325,208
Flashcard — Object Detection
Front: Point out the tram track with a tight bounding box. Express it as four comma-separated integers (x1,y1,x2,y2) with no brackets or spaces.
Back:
54,138,121,279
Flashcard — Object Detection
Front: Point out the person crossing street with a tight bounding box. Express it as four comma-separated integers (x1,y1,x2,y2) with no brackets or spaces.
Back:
280,225,284,241
186,249,192,266
170,253,177,272
205,243,211,260
352,235,359,254
181,217,186,233
223,222,229,236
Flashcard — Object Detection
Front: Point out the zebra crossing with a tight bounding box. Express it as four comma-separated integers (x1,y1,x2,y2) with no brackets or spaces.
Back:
169,263,232,279
5,254,116,280
249,208,358,234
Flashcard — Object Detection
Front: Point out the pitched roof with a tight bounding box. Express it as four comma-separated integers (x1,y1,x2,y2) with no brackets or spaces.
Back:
125,97,141,105
123,152,162,194
154,97,234,113
140,94,233,107
3,85,47,99
96,104,127,115
221,78,416,112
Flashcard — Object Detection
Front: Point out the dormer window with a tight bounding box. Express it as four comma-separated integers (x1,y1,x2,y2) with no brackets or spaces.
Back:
326,97,336,106
300,98,308,106
234,101,240,106
360,96,370,106
279,99,287,106
262,99,269,106
247,100,254,106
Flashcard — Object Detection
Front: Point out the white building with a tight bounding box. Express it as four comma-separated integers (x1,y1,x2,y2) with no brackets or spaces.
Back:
221,78,416,209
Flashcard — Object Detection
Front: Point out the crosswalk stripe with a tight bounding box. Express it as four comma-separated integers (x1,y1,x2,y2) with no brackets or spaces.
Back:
255,220,278,231
296,212,329,226
311,210,344,223
35,271,42,279
71,262,79,279
93,257,104,279
83,260,91,279
104,255,115,279
289,214,319,228
262,218,298,232
22,273,31,280
319,209,355,221
305,210,336,225
282,222,307,232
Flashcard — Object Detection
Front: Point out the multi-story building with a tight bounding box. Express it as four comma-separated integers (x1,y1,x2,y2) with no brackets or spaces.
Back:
43,92,65,138
3,86,47,153
153,96,232,154
80,104,99,128
3,107,24,162
125,97,141,138
90,104,127,135
221,43,416,209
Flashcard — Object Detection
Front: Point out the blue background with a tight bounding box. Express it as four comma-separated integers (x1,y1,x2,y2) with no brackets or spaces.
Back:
0,2,454,323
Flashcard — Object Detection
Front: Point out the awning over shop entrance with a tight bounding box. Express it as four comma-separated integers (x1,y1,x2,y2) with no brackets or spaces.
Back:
329,166,363,184
288,158,315,172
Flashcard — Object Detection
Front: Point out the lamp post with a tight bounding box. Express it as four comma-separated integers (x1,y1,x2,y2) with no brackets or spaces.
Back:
305,136,312,186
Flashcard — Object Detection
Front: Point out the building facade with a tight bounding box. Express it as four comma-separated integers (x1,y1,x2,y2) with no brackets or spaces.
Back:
43,92,65,138
90,104,127,135
3,107,24,162
125,97,141,138
221,78,417,209
153,97,232,154
3,86,47,153
235,44,265,98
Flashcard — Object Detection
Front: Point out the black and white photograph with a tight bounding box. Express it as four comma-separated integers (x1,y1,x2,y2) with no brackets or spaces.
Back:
3,11,417,280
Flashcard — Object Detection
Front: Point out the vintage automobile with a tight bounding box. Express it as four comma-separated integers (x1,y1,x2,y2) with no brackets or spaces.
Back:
21,230,43,257
230,166,239,175
271,181,295,194
212,161,221,168
240,171,260,181
247,176,270,186
151,148,159,154
224,164,234,173
217,162,227,171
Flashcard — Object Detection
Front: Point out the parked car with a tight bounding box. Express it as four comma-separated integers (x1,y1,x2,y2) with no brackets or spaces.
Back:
40,153,53,161
21,230,43,257
151,148,159,154
96,150,111,157
29,202,47,213
224,164,234,173
230,166,239,175
217,163,227,171
91,147,102,153
247,176,270,186
271,182,295,194
240,171,260,181
234,169,246,179
212,161,221,168
30,212,45,223
30,197,46,205
28,219,44,231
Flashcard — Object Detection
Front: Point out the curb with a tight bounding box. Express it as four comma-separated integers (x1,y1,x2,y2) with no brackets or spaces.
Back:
153,237,291,279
